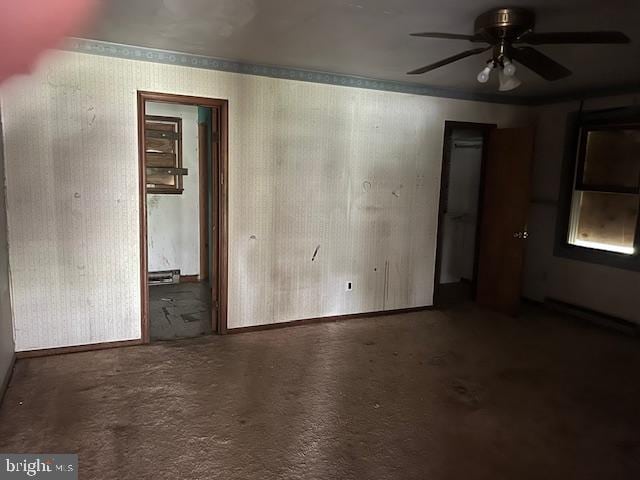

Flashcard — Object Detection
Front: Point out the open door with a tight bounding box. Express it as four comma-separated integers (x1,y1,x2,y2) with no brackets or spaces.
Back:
476,127,535,315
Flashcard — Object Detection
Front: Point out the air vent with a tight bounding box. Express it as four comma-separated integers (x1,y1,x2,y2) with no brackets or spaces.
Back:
149,270,180,286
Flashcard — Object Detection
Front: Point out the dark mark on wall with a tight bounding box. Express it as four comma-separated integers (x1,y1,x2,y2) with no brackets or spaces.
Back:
312,245,320,262
362,181,372,192
392,185,403,198
249,235,257,240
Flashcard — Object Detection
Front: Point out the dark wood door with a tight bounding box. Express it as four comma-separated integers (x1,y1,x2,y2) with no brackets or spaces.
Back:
476,127,535,315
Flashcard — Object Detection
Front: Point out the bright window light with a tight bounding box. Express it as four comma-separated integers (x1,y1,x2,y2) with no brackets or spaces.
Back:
572,239,635,255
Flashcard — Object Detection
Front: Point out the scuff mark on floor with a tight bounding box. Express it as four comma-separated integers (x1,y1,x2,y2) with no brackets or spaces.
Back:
161,307,172,325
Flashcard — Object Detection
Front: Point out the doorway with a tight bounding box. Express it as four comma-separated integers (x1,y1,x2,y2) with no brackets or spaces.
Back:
435,122,536,313
434,121,494,306
137,92,228,342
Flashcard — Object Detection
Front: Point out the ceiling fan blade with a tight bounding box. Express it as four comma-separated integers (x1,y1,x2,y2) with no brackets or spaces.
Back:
410,32,485,42
510,47,571,81
407,46,491,75
518,31,630,44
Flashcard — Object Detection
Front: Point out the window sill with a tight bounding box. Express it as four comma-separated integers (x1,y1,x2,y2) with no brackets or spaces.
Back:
554,242,640,272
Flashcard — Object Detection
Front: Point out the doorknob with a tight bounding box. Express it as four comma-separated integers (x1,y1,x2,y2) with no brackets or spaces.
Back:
513,231,529,239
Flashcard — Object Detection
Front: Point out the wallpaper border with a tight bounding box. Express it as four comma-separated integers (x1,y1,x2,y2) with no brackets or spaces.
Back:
63,37,532,105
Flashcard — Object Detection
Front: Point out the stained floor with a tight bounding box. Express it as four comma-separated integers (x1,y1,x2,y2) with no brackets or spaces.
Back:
1,305,640,479
149,282,212,341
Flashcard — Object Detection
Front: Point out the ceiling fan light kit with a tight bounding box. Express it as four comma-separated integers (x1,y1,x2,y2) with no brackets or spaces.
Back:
498,69,522,91
408,7,630,91
476,62,494,83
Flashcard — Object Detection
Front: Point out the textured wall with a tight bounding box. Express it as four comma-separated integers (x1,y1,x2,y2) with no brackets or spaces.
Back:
0,109,15,383
0,50,529,351
146,102,200,276
524,94,640,323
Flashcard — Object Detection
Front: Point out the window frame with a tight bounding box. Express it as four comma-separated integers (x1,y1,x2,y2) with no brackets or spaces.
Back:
144,114,184,195
554,107,640,272
575,124,640,194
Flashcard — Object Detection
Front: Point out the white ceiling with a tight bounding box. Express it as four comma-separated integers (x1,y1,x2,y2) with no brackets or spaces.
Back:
84,0,640,100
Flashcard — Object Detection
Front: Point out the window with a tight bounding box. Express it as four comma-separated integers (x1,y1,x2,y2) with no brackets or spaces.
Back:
145,115,186,194
567,126,640,255
556,107,640,272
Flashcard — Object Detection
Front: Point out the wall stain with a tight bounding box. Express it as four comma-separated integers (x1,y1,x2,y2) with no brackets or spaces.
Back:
147,196,159,209
311,245,320,262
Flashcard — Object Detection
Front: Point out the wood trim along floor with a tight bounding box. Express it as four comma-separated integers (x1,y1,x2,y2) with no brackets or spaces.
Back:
228,306,434,334
0,353,16,405
16,339,144,359
12,307,435,358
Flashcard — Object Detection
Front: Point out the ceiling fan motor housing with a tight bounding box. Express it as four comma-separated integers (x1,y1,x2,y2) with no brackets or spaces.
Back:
407,6,628,83
474,8,535,43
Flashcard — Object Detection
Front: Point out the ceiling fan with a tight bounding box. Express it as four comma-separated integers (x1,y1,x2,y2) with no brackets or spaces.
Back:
407,7,630,91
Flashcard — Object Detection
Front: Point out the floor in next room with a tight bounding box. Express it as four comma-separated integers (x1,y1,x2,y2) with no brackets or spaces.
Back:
1,304,640,480
149,281,213,341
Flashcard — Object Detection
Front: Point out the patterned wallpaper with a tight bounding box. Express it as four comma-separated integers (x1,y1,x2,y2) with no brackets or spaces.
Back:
0,50,530,351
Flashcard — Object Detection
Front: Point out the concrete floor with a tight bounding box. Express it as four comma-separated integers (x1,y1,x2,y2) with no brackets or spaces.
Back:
1,304,640,479
149,282,212,341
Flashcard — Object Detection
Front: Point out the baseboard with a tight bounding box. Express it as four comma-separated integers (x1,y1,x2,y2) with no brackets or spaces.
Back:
179,275,199,283
521,296,544,307
544,298,639,336
0,353,16,406
228,306,434,334
16,339,144,359
14,306,434,356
